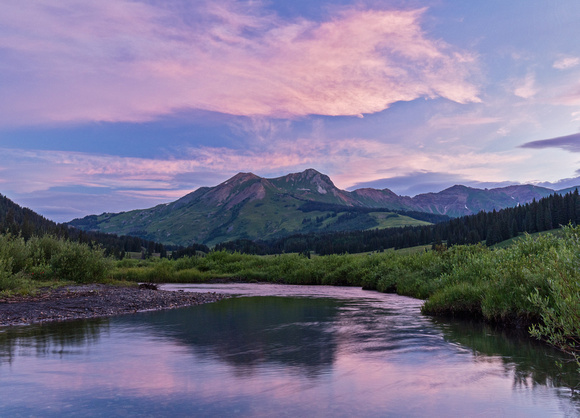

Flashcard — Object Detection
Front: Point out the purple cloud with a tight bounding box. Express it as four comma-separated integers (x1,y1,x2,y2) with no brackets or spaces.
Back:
520,133,580,152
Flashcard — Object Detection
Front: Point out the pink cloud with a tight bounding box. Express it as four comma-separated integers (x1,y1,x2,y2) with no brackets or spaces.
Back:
0,138,528,197
551,86,580,106
0,1,480,126
513,73,537,99
428,114,502,129
553,56,580,70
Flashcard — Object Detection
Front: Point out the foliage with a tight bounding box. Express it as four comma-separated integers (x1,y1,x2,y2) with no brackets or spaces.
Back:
0,192,172,261
49,239,112,283
527,226,580,370
213,189,580,255
116,226,580,370
0,233,112,293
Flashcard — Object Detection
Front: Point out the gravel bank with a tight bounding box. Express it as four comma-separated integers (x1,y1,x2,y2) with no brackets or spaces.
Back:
0,284,229,327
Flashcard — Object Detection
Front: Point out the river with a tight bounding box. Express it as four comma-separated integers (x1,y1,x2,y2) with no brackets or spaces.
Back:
0,283,578,417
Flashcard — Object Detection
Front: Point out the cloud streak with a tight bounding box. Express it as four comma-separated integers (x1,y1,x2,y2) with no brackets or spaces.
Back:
0,131,544,222
2,131,524,195
553,56,580,70
0,0,480,126
520,133,580,153
0,136,525,194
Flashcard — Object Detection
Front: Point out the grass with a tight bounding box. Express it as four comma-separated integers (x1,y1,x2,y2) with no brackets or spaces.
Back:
393,244,432,255
491,228,562,249
109,226,580,368
368,212,431,229
2,226,578,371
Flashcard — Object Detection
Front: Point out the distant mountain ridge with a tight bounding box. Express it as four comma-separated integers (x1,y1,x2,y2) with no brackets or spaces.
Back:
67,168,577,246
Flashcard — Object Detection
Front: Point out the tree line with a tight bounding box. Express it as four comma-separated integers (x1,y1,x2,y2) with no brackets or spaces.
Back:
215,189,580,255
3,189,579,258
0,194,187,259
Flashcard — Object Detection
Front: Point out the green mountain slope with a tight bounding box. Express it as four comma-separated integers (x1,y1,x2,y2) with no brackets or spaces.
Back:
68,169,576,247
68,170,430,246
0,193,174,257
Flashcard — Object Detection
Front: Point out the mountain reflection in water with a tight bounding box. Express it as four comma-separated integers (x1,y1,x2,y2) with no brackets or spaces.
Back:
0,283,578,417
123,296,340,377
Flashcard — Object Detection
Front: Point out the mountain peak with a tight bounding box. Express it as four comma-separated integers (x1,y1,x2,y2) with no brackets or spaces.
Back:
226,172,260,184
277,169,336,191
301,168,323,176
441,185,472,193
215,172,262,189
66,168,566,246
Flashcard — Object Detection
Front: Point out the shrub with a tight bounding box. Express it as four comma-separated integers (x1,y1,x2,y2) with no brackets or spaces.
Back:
422,282,483,316
527,226,580,369
49,240,111,283
0,233,28,274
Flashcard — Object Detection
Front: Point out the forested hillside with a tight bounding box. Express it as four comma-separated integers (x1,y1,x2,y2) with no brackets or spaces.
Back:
215,189,580,255
0,194,183,258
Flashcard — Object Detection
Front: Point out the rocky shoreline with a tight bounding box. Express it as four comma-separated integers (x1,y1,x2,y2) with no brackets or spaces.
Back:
0,284,229,327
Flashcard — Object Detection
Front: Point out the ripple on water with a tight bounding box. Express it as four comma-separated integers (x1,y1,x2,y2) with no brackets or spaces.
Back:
0,282,577,417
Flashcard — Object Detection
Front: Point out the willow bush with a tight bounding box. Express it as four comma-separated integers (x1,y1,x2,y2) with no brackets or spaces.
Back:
527,226,580,369
0,234,112,292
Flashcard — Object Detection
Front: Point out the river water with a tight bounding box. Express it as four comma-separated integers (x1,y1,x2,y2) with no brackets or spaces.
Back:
0,283,578,417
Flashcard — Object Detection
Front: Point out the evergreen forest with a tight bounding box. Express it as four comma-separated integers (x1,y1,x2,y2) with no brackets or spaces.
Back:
215,189,580,255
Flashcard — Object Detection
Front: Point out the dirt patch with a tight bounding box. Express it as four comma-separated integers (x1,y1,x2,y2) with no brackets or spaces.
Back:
0,284,229,327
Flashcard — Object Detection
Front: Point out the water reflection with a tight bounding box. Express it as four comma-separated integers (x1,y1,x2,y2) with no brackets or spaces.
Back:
0,285,578,417
0,319,106,364
122,296,340,377
433,317,580,393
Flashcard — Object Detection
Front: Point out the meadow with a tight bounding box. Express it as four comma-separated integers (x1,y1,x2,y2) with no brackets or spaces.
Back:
0,226,578,368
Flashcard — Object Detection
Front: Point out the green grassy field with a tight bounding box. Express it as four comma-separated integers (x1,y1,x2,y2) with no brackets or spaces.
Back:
368,212,431,229
491,228,562,249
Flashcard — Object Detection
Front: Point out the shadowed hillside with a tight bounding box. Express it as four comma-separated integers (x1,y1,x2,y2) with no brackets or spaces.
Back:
68,169,577,247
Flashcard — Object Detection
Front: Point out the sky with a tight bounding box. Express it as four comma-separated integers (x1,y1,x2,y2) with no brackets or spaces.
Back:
1,0,580,223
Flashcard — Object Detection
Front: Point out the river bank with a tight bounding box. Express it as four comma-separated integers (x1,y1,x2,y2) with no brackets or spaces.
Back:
0,284,229,326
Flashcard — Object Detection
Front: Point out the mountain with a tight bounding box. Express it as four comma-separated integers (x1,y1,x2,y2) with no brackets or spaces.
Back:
68,169,430,246
0,193,59,238
68,169,578,247
407,184,555,217
557,186,580,196
0,193,180,257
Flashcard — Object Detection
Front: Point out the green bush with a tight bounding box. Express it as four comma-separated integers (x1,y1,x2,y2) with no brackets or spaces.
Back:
0,234,28,274
422,282,483,316
173,255,202,271
527,226,580,369
50,240,112,283
173,268,214,282
0,258,16,290
0,233,115,288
